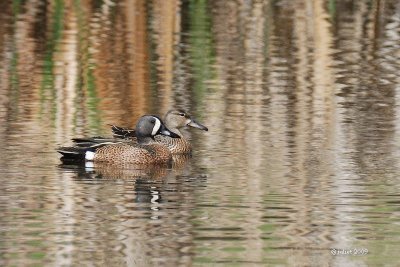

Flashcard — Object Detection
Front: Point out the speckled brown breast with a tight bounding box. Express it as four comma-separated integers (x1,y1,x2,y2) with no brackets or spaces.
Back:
93,142,172,164
155,135,192,154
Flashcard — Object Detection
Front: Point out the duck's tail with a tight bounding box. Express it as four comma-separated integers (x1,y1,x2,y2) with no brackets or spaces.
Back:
57,146,95,162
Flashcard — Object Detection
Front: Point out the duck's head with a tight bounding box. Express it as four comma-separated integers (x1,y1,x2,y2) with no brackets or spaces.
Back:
165,110,208,132
136,115,180,142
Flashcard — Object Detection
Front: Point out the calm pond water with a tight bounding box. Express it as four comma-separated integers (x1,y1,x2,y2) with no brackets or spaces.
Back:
1,0,400,266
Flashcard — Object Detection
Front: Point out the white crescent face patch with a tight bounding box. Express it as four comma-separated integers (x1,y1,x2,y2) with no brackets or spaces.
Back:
151,117,161,136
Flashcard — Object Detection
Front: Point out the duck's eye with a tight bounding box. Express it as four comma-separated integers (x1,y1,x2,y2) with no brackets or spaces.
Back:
179,113,185,117
150,119,155,124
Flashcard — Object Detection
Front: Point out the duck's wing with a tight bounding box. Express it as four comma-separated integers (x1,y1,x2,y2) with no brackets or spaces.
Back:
110,124,137,139
72,136,120,147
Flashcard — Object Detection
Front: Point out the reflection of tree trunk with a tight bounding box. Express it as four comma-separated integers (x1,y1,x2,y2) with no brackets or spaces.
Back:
14,0,42,116
243,1,267,262
312,0,335,129
52,3,78,264
373,0,383,49
0,3,13,138
202,0,240,162
125,0,149,120
290,0,314,264
200,0,269,263
389,2,400,151
0,2,12,47
286,0,338,262
55,2,78,144
152,0,180,114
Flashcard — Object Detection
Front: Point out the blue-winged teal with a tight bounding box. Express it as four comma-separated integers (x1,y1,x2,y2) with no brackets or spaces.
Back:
57,115,180,164
111,110,208,154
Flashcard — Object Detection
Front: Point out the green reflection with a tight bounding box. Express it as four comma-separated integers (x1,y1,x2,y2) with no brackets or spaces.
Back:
25,240,43,247
8,0,23,119
328,0,336,19
85,64,102,131
194,256,214,263
40,0,64,122
28,251,45,260
12,0,22,16
9,36,20,118
258,223,276,233
74,0,102,132
356,205,400,265
187,0,215,108
222,246,246,252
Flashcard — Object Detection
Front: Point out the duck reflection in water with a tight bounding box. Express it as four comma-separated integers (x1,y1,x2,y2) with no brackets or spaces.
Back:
60,154,192,180
59,155,194,212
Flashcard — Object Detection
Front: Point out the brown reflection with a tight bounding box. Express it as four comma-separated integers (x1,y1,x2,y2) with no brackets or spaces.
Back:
54,1,79,143
88,0,151,126
121,0,149,122
289,0,338,264
61,155,190,180
333,0,399,174
150,0,181,113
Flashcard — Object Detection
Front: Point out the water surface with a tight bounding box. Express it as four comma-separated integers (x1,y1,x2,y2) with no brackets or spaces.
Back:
1,0,400,266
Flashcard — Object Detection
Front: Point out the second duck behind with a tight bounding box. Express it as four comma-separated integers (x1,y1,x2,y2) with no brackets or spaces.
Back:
111,109,208,154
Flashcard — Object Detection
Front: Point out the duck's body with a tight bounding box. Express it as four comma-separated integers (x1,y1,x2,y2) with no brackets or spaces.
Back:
91,142,171,164
58,115,179,165
111,110,208,154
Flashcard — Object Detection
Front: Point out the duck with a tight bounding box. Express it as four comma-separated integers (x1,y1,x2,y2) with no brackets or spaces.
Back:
110,109,208,154
57,115,180,165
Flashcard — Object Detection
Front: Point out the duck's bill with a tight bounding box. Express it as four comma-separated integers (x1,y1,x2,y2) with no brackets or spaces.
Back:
188,120,208,131
159,125,181,138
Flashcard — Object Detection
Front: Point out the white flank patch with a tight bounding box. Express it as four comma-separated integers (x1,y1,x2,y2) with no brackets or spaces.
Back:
85,161,94,171
151,117,161,135
85,151,95,161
